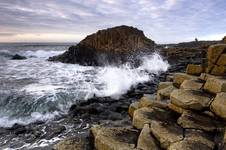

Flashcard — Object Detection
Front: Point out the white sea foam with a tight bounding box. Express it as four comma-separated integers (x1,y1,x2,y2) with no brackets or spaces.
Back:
0,50,169,128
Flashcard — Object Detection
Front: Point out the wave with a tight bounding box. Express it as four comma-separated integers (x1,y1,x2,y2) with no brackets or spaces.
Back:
0,51,169,127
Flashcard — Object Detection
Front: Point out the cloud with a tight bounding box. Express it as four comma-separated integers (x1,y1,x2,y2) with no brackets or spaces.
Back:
0,0,225,43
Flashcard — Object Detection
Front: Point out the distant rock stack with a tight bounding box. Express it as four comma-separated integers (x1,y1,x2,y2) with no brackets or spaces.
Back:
223,36,226,43
49,25,156,66
85,44,226,150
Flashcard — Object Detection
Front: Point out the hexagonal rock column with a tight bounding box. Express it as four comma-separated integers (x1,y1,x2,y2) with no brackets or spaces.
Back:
132,107,179,129
173,73,198,88
150,121,183,149
91,126,139,150
186,64,204,76
170,89,213,110
137,124,160,150
204,77,226,94
211,92,226,119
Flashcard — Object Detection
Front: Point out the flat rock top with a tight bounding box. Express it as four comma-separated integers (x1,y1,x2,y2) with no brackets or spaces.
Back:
79,25,155,53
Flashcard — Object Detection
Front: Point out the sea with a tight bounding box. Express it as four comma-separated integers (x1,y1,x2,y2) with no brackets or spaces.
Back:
0,43,169,149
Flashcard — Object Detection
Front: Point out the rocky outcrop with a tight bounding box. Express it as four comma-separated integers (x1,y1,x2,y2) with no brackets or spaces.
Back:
11,54,27,60
89,44,226,150
49,25,155,66
223,36,226,43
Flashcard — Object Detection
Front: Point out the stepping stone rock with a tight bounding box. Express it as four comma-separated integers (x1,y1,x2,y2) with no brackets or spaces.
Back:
170,89,212,110
211,65,225,76
186,64,204,75
168,139,213,150
177,111,217,132
91,126,139,150
168,103,185,114
199,73,221,81
173,73,197,88
128,102,139,118
137,124,160,150
204,77,226,93
185,129,215,149
217,53,226,66
151,121,183,149
211,92,226,119
157,82,173,91
180,79,204,90
54,136,91,150
207,44,226,64
132,107,179,129
139,96,168,109
157,85,176,101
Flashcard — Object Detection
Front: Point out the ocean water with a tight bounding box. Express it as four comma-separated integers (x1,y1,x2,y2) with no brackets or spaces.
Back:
0,43,169,128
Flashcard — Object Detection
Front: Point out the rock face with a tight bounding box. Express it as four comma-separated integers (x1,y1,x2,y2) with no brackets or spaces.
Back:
49,25,155,66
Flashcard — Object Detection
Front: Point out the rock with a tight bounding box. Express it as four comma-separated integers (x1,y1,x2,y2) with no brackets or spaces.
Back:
49,25,155,66
157,82,173,91
180,79,204,90
157,85,177,101
210,92,226,119
223,36,226,43
186,64,204,75
138,96,167,109
210,65,225,76
150,121,183,149
168,103,185,114
166,75,174,82
54,136,91,150
199,73,221,81
204,77,226,93
91,126,139,150
173,73,197,88
168,139,213,150
207,44,226,64
137,124,160,150
177,111,217,132
184,129,215,149
170,89,212,110
128,102,139,118
217,54,226,65
132,107,179,129
11,54,27,60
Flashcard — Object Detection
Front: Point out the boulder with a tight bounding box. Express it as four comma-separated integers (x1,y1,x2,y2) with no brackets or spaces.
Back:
157,82,173,91
210,92,226,119
210,65,225,76
207,44,226,64
173,73,197,88
137,124,160,150
184,129,215,149
157,85,177,101
177,111,217,132
138,96,167,109
168,139,213,150
150,121,183,149
54,136,91,150
170,89,212,110
91,126,139,150
128,102,139,118
168,103,185,114
11,54,27,60
186,64,203,75
223,36,226,43
132,107,179,129
180,79,204,90
199,73,221,81
49,25,155,66
204,77,226,93
217,54,226,66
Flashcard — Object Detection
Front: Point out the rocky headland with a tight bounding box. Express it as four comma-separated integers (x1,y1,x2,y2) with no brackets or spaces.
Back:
49,25,156,66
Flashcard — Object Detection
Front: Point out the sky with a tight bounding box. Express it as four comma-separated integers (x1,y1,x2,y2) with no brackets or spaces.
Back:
0,0,225,44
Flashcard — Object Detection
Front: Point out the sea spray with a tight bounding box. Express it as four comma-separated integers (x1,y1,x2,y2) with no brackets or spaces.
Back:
0,49,169,127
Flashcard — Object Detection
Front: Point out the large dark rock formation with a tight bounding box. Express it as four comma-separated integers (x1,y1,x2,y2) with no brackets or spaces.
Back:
49,25,155,66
